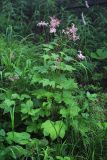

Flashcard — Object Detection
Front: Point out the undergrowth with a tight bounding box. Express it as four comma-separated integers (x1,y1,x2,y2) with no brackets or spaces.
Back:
0,0,107,160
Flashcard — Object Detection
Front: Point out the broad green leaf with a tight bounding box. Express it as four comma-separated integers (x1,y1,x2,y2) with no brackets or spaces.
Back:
86,92,97,101
0,99,15,113
32,89,53,99
43,44,54,51
6,132,30,145
29,108,43,121
42,54,50,61
91,49,107,59
56,62,75,72
63,91,74,105
20,94,30,100
21,99,33,114
0,129,5,137
60,108,68,118
7,145,27,159
0,129,5,142
53,92,62,103
51,53,59,60
11,93,20,99
41,120,66,140
69,104,80,117
40,79,55,88
60,105,80,118
34,66,48,73
56,156,75,160
56,77,77,90
27,123,38,132
31,74,41,84
97,122,107,130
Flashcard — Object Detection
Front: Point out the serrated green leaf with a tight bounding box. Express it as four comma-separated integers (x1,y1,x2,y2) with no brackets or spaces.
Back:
60,108,68,118
32,89,53,99
21,99,33,114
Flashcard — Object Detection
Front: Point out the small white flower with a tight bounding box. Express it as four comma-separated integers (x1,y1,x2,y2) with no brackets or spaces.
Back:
62,29,65,33
77,51,85,60
37,21,48,27
50,28,56,33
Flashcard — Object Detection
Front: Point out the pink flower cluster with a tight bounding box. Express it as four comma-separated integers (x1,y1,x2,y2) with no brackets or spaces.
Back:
37,21,48,27
77,51,85,60
37,18,79,42
49,17,61,33
37,17,60,33
62,23,79,41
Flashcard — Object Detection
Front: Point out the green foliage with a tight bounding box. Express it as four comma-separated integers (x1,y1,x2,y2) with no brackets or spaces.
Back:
41,120,66,140
0,36,106,160
91,48,107,59
6,132,30,145
56,156,75,160
0,1,107,160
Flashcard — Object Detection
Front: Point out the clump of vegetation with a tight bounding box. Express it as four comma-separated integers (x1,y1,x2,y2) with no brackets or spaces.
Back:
0,0,107,160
